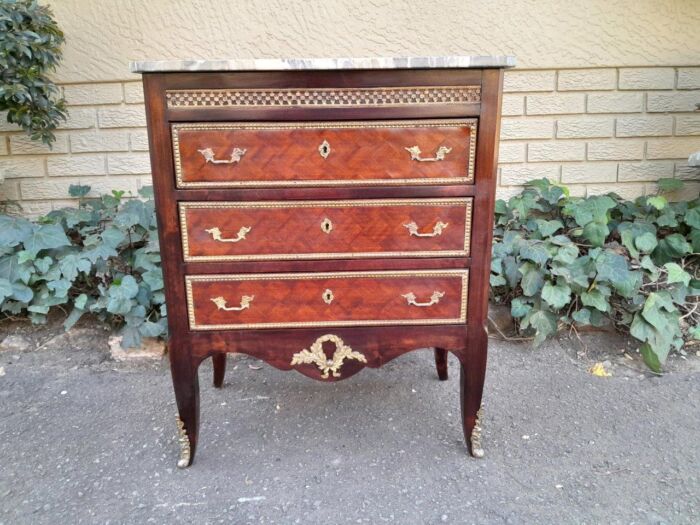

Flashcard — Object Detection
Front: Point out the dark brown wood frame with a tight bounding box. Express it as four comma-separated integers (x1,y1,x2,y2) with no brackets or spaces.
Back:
142,67,504,467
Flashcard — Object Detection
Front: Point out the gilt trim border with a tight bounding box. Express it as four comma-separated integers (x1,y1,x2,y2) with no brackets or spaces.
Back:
179,198,473,262
185,269,469,331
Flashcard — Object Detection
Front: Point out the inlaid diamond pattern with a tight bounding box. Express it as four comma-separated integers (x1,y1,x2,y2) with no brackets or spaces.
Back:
166,86,481,108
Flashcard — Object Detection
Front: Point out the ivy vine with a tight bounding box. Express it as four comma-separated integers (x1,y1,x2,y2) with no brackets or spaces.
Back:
491,178,699,372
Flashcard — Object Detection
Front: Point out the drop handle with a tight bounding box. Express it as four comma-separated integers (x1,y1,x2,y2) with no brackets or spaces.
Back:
211,295,254,312
403,221,448,238
402,291,445,307
198,147,247,164
405,145,452,162
205,226,251,243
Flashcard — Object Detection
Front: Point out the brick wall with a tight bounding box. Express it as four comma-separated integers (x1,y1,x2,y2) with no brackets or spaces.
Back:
498,67,700,201
0,67,698,215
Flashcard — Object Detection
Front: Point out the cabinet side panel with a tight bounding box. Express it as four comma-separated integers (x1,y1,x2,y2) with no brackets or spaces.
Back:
143,74,192,362
468,69,504,329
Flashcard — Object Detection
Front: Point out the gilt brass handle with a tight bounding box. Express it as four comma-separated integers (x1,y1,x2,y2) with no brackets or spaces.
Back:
402,291,445,307
403,221,448,237
198,147,247,164
211,295,254,311
205,226,251,243
291,334,367,379
405,145,452,162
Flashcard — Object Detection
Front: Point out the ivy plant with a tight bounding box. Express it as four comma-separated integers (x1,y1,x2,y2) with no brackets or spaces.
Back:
0,185,166,348
491,178,699,372
0,0,67,145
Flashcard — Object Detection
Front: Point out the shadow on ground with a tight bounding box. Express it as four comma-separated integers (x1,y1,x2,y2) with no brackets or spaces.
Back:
0,318,698,524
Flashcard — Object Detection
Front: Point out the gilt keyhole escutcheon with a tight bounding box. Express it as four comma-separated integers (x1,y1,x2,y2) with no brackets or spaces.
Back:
318,140,331,159
322,289,334,305
321,218,333,234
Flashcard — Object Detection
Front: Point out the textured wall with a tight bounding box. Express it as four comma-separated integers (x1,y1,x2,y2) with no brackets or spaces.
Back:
50,0,700,82
1,1,699,212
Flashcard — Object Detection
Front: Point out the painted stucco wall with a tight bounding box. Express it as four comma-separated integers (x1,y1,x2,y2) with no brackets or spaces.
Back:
1,0,699,213
51,0,700,82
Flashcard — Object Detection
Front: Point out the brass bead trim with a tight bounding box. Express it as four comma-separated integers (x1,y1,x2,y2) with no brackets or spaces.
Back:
166,85,481,108
171,119,477,188
185,269,468,331
179,198,472,262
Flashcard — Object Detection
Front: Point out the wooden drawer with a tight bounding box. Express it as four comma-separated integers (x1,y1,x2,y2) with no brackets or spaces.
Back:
180,198,472,262
185,270,468,330
172,119,476,188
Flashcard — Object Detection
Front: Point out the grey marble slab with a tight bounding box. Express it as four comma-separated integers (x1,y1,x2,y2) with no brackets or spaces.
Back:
130,55,516,73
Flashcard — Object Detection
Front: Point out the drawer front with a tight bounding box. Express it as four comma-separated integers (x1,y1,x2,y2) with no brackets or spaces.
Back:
180,198,472,261
172,119,476,188
185,270,468,330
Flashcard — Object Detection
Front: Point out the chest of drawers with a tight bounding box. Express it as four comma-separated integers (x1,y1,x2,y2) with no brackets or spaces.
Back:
133,56,514,467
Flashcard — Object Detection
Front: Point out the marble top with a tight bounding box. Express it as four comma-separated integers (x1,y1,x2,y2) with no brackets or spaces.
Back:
130,55,516,73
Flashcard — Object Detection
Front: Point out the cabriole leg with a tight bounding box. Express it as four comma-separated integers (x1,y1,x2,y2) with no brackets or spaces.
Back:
459,329,488,458
171,345,200,468
212,353,226,388
434,348,448,381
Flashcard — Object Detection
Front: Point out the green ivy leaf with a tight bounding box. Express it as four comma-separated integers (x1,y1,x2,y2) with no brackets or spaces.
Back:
664,263,691,286
684,207,700,229
583,222,608,247
640,342,664,373
63,307,85,331
490,274,506,287
510,297,531,318
664,234,692,255
68,184,91,198
519,262,545,296
535,219,563,238
101,226,126,248
595,250,632,286
120,325,142,349
508,191,544,220
572,308,591,326
655,210,678,228
646,196,667,210
47,278,71,298
635,232,658,253
565,195,616,226
502,256,520,288
0,278,13,303
0,216,34,247
139,321,165,338
656,178,683,193
34,256,52,274
11,282,33,303
58,254,90,282
529,310,558,346
112,275,139,299
142,270,164,292
552,244,579,265
581,289,609,312
691,229,700,253
653,234,691,264
520,241,551,266
494,200,508,215
23,224,70,254
74,293,88,310
83,244,118,264
541,281,572,310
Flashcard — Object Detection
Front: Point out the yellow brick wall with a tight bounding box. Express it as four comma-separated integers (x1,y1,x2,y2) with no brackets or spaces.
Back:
0,0,699,213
